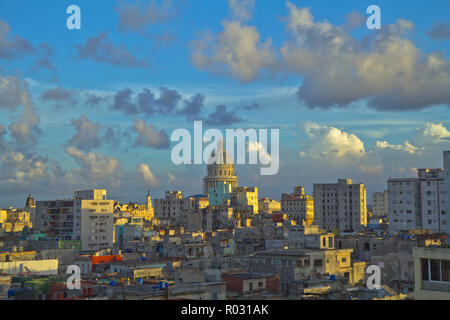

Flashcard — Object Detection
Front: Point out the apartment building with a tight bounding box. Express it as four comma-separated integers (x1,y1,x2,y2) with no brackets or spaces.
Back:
35,189,114,252
445,151,450,237
288,225,334,250
281,186,314,225
387,178,421,234
258,198,281,214
387,151,449,235
372,190,388,216
418,168,447,234
154,191,209,226
313,179,367,233
249,249,365,293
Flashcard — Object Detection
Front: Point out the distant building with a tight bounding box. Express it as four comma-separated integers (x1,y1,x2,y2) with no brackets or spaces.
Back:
202,141,238,194
372,190,388,216
313,179,368,233
154,191,209,226
258,198,281,214
35,189,114,252
208,182,258,214
445,151,450,237
387,178,421,234
281,186,314,225
387,151,449,235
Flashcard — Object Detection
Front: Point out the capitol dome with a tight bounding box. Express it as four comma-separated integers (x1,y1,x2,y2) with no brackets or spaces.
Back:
203,140,238,194
26,194,35,208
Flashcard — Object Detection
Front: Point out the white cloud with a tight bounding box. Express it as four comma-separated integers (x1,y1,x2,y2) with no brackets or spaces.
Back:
137,163,159,187
228,0,255,22
300,122,365,162
65,146,122,184
281,2,450,110
133,119,170,149
190,20,279,82
375,141,422,154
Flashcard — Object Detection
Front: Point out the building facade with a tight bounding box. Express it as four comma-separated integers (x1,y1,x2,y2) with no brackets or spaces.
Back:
372,190,388,217
387,178,421,234
313,179,367,233
35,189,114,252
281,186,314,225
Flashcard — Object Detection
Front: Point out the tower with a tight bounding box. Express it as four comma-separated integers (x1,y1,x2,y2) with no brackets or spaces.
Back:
147,189,152,210
202,140,238,194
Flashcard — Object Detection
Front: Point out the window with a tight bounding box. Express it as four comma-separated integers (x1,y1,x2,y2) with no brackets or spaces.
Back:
430,259,441,281
421,259,429,281
422,259,450,283
314,259,323,267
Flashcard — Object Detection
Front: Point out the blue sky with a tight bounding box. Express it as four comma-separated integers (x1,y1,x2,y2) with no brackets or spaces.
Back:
0,0,449,207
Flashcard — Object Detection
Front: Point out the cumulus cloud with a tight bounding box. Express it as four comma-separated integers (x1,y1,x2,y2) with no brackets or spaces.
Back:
133,119,170,149
190,20,279,82
427,22,450,40
75,33,150,68
168,172,181,185
0,20,55,72
137,163,159,186
180,93,205,121
375,141,422,154
115,0,175,32
204,105,243,126
281,2,450,111
411,122,450,146
67,115,103,151
65,146,122,185
299,122,366,162
111,87,182,116
0,76,28,109
0,151,48,183
228,0,255,23
0,76,40,147
41,86,76,102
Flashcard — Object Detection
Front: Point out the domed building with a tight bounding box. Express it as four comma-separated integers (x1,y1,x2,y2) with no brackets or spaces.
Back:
202,141,238,194
25,194,35,208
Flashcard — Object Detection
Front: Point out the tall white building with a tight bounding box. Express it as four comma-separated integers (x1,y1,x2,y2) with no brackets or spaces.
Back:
387,178,421,234
313,179,367,233
444,151,450,235
387,151,450,235
418,168,446,234
372,190,388,217
35,189,114,252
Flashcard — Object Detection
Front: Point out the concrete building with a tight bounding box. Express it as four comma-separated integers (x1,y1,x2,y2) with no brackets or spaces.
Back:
413,246,450,300
372,190,388,217
208,182,258,214
281,186,314,225
418,168,447,234
154,191,208,226
313,179,368,233
445,151,450,238
387,178,421,234
249,249,366,293
35,189,115,252
288,225,334,250
258,198,281,214
387,152,449,235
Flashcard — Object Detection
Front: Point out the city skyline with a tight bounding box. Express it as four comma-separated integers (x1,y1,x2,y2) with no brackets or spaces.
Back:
0,0,450,207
